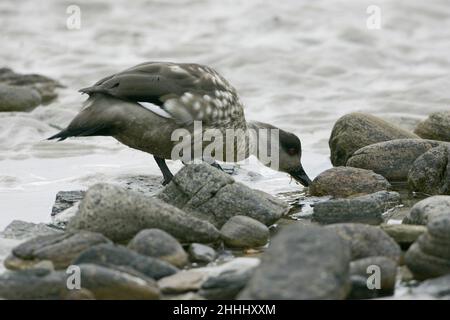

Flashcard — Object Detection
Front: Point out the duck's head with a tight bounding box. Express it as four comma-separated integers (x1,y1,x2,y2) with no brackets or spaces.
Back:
277,129,312,187
249,121,312,187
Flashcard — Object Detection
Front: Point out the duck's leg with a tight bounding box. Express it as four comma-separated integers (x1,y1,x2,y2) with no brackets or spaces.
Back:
154,156,173,185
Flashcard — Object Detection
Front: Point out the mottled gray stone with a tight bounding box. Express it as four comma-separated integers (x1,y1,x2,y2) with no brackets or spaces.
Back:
238,224,351,299
127,229,188,268
0,84,41,112
67,183,220,243
327,223,402,263
188,243,216,263
78,264,160,299
408,145,450,195
415,111,450,142
0,220,62,240
403,196,450,225
73,243,178,280
4,231,111,270
312,191,400,225
346,139,443,181
329,113,419,166
310,167,391,198
379,224,427,248
158,164,289,228
220,216,269,248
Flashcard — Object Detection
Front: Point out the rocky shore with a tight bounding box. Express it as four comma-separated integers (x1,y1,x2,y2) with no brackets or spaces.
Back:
1,80,450,300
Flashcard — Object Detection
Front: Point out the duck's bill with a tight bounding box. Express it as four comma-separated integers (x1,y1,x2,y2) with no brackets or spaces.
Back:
289,166,312,187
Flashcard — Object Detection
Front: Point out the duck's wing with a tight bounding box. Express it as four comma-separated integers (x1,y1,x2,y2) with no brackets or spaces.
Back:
79,62,245,126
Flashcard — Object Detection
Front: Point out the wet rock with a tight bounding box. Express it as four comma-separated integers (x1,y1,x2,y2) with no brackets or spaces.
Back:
0,220,62,240
403,196,450,225
327,223,401,263
220,216,269,248
312,191,400,225
4,231,111,270
412,274,450,299
380,224,427,249
188,243,216,263
0,268,68,299
73,243,178,280
348,256,397,299
0,67,61,105
199,259,259,299
0,84,41,112
51,191,85,216
238,224,351,299
414,111,450,142
329,113,419,166
78,263,160,300
309,167,391,198
158,164,289,228
408,145,450,195
67,183,220,243
405,214,450,280
346,139,443,181
64,288,95,300
127,229,188,268
0,238,23,274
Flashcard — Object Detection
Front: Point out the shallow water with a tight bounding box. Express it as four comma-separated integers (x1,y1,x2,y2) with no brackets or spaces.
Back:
1,0,450,228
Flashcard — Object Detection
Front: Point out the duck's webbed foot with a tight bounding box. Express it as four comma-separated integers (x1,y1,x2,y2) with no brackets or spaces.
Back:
154,156,174,186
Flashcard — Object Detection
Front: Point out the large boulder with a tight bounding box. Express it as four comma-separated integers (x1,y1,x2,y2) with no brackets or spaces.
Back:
67,183,220,244
309,167,391,198
408,145,450,195
238,224,351,299
346,139,442,181
158,164,289,228
414,111,450,142
312,191,400,225
329,113,419,166
0,84,41,112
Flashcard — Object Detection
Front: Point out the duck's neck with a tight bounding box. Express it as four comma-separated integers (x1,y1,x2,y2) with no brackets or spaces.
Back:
246,121,279,162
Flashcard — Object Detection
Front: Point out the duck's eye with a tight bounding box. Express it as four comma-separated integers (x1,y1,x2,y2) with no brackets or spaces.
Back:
287,148,297,156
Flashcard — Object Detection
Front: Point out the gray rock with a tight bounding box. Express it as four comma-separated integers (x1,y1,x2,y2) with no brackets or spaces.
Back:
329,113,419,166
348,256,397,299
0,84,41,112
199,264,256,300
312,191,400,225
0,238,22,274
379,224,427,249
220,216,269,248
158,269,210,294
51,191,85,216
0,220,62,240
4,231,111,270
158,164,289,228
67,183,220,243
78,263,160,299
188,243,216,263
408,145,450,195
346,139,443,181
412,274,450,299
309,167,391,198
0,67,61,104
127,229,188,268
238,224,351,299
405,240,450,280
414,111,450,142
327,223,401,263
403,196,450,225
73,243,178,280
0,268,68,299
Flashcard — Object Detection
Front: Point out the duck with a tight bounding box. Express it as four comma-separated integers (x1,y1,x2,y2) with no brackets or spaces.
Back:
48,62,311,186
